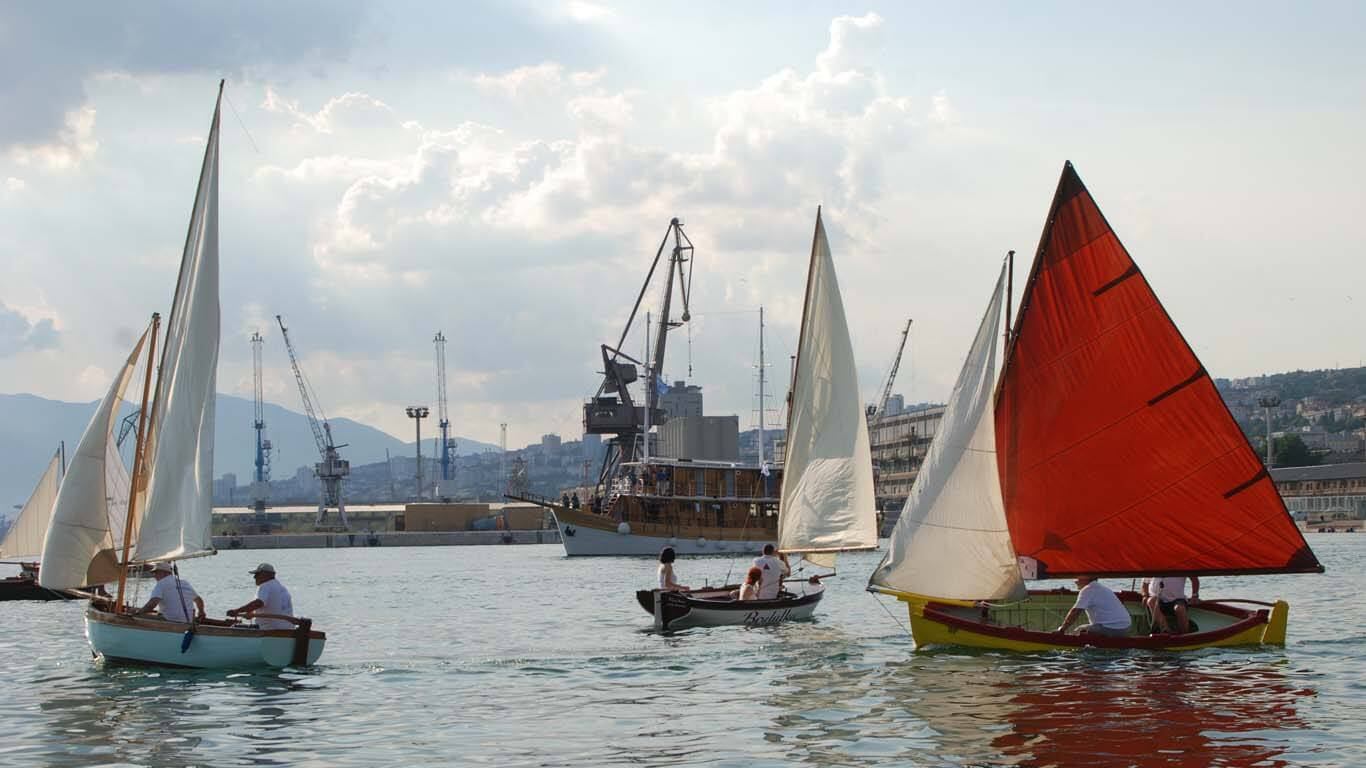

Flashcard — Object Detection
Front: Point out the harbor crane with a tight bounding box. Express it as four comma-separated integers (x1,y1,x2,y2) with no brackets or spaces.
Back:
583,217,694,485
276,314,350,530
249,331,273,527
868,318,912,421
434,331,456,487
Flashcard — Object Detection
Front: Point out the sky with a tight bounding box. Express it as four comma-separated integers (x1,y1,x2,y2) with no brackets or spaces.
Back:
2,1,1364,449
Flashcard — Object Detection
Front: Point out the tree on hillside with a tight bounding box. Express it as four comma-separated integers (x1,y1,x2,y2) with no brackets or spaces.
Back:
1273,435,1321,468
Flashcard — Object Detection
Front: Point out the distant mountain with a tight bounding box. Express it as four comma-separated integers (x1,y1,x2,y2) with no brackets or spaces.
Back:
0,392,499,511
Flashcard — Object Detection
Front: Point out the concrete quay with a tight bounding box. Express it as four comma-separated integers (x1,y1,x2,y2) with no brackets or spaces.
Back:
211,529,562,550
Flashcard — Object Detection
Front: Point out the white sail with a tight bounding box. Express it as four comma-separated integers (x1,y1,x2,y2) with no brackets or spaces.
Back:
869,262,1024,601
778,212,878,556
133,88,221,564
39,331,148,589
0,451,62,561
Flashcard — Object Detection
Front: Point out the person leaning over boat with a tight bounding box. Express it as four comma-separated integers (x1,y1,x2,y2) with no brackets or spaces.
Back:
1142,575,1200,634
226,563,295,630
658,547,689,592
135,562,206,623
752,544,790,600
1055,576,1131,637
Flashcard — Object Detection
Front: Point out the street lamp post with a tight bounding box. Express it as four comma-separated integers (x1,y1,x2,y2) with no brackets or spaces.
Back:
406,406,429,500
1257,396,1281,468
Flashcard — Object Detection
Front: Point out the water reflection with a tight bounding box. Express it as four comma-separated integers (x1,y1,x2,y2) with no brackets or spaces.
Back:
992,654,1311,767
35,665,323,768
764,647,1312,768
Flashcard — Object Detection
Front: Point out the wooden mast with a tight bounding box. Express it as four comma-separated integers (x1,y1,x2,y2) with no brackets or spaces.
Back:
114,312,160,612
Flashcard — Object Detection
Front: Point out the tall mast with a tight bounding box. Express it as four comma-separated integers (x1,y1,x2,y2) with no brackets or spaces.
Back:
115,312,161,612
758,306,766,465
643,311,652,464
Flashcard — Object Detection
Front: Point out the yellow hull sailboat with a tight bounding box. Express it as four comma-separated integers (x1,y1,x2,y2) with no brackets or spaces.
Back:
869,163,1321,651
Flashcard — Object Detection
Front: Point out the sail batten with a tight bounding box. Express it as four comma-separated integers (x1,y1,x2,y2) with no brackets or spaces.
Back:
995,162,1321,578
777,212,879,556
132,86,222,564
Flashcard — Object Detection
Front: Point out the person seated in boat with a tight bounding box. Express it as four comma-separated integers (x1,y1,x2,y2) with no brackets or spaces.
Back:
226,563,295,630
730,566,763,601
135,562,206,624
1142,575,1200,634
1055,576,1131,637
752,544,790,600
658,547,689,592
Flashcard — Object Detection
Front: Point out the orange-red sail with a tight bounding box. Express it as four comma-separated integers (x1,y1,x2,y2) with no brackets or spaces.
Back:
996,162,1321,577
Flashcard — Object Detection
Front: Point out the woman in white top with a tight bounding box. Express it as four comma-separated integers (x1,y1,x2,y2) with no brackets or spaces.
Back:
658,547,688,592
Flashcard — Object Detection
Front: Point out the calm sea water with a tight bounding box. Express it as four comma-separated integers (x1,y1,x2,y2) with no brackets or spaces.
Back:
1,535,1363,767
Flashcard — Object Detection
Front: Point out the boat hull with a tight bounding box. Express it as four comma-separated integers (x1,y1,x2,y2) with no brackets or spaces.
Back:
549,506,773,557
85,605,326,668
637,583,825,630
0,576,81,601
886,589,1288,652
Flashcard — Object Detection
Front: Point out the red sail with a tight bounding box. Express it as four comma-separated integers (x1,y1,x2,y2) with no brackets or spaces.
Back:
996,162,1321,577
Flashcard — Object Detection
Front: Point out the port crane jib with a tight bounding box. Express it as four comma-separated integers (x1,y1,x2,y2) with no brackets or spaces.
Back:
275,314,350,529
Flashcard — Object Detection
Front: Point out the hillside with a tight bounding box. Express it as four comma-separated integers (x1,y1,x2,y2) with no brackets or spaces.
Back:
0,392,498,510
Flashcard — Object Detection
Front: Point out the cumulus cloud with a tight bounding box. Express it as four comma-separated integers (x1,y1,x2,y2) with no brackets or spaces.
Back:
0,302,60,356
0,3,368,150
7,108,99,170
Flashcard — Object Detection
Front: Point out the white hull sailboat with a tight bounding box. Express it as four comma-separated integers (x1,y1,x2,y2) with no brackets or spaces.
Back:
42,81,326,668
85,610,325,668
635,210,876,630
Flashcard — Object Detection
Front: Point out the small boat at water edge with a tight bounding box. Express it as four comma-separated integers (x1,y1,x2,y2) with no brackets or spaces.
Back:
0,450,82,601
40,82,325,668
84,601,324,668
907,590,1288,652
637,581,826,631
868,162,1322,651
634,208,877,630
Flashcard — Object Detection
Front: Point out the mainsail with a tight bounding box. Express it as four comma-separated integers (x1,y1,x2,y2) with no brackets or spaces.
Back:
131,85,222,564
39,329,149,589
778,211,878,559
995,162,1321,577
0,450,62,561
869,262,1024,600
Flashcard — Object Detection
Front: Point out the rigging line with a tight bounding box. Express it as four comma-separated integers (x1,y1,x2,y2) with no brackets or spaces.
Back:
223,89,261,154
868,590,916,640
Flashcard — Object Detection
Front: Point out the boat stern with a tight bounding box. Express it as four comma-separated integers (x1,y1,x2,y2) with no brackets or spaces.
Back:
1260,600,1290,646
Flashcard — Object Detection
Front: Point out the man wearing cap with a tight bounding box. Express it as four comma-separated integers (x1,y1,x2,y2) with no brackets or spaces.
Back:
227,563,295,630
136,562,206,624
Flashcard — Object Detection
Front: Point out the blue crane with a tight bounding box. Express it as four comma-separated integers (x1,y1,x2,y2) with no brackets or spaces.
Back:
276,315,350,530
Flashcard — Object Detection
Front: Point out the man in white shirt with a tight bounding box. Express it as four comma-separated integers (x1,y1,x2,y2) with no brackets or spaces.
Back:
752,544,790,600
1142,575,1200,634
227,563,296,631
136,562,206,624
1056,576,1131,637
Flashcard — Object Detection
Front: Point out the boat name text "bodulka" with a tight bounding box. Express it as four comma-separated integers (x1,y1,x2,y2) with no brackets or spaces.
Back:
744,609,793,627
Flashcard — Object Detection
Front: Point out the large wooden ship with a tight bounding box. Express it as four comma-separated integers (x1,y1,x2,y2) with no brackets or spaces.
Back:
523,458,781,556
511,218,782,556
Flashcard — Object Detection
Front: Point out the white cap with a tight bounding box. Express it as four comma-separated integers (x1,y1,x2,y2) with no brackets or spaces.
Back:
248,562,276,575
